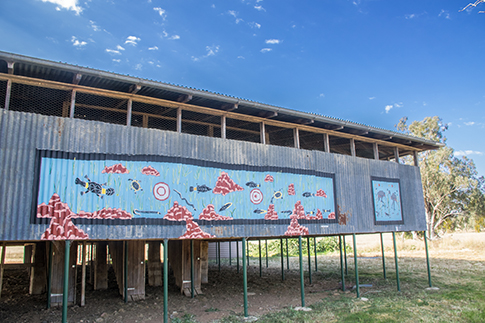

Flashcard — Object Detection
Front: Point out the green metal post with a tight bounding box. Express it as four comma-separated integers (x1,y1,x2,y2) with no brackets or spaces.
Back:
280,238,285,281
124,241,128,303
392,232,401,291
307,236,312,284
229,240,232,266
259,240,262,277
286,238,289,270
343,235,348,276
163,239,168,323
298,235,305,307
247,240,249,266
47,241,53,309
380,232,387,279
265,239,268,268
242,238,248,318
424,231,432,287
62,240,70,323
314,237,318,272
353,234,360,298
339,236,345,291
236,240,239,274
190,240,194,298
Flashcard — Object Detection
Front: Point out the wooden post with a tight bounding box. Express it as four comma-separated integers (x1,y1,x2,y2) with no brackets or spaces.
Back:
413,150,419,167
0,243,6,299
260,122,266,144
221,115,227,139
380,233,387,279
94,242,108,290
30,242,47,295
373,143,379,160
62,240,70,323
148,242,162,286
339,236,345,291
200,241,209,284
394,147,400,164
168,240,203,296
298,236,305,307
242,237,248,318
4,79,12,110
80,242,86,307
163,239,168,323
353,234,360,298
125,240,146,301
323,133,330,152
177,107,182,133
350,138,356,156
69,89,76,118
294,128,300,148
127,99,132,126
50,241,77,307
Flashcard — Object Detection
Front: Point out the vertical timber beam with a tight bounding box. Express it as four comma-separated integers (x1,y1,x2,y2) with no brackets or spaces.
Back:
177,107,182,133
258,240,262,277
394,147,400,164
299,236,305,307
265,240,268,268
148,242,162,286
0,243,6,299
280,238,285,281
221,115,227,139
30,242,47,295
126,99,132,126
4,79,12,110
62,240,70,323
353,234,360,298
47,242,53,309
350,138,356,157
236,240,240,274
94,242,108,290
343,235,348,275
190,240,194,298
80,242,86,307
413,150,419,167
294,128,300,149
69,90,76,118
373,143,379,160
392,232,401,291
124,241,128,303
260,122,266,145
323,133,330,153
163,239,168,323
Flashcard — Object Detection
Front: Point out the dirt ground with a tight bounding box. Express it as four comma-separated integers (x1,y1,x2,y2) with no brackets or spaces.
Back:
1,232,484,323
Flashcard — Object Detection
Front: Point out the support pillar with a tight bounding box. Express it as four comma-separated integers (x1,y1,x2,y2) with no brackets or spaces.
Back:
242,237,248,318
299,236,305,307
163,239,168,323
339,236,345,291
392,232,401,291
307,236,312,284
94,242,108,290
147,242,162,286
50,241,77,307
424,231,432,287
353,234,360,298
380,233,387,279
30,242,47,295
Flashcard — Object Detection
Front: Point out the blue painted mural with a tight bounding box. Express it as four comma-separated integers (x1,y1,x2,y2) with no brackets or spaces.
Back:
371,177,403,224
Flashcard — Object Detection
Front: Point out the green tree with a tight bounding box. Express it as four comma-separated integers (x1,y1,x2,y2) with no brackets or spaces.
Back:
397,116,485,239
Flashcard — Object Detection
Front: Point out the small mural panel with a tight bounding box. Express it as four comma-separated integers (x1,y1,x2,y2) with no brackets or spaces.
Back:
371,177,404,225
33,151,337,240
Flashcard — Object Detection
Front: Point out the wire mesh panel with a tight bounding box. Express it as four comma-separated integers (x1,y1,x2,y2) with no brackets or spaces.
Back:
265,124,295,148
131,101,177,132
329,135,351,155
355,140,375,159
182,110,221,137
0,80,6,109
8,83,68,117
299,130,325,152
74,92,127,125
226,117,261,143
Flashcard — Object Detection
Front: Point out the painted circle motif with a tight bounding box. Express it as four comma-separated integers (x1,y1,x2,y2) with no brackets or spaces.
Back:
153,182,170,201
250,188,263,204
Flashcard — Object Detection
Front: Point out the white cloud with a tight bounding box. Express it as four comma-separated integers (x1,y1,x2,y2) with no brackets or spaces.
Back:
169,35,180,40
454,150,483,157
369,97,375,100
125,36,141,46
228,10,243,23
112,59,121,63
405,13,416,19
249,22,261,29
71,36,87,47
385,105,393,113
238,56,245,59
319,93,325,98
135,64,142,71
106,49,122,55
192,45,220,61
116,45,125,51
261,48,272,53
148,46,159,50
254,5,265,11
265,39,281,44
154,7,167,20
439,9,451,19
41,0,83,15
464,122,475,126
384,102,403,113
89,20,100,31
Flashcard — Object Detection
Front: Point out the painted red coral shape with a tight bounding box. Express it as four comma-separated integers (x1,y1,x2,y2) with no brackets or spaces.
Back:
264,174,274,182
288,183,296,196
212,172,244,196
284,218,309,236
102,163,129,174
315,189,327,198
179,219,215,239
141,166,160,176
328,212,336,220
264,204,278,220
198,204,233,221
306,209,323,220
163,201,193,221
37,193,88,240
37,194,133,240
292,201,306,219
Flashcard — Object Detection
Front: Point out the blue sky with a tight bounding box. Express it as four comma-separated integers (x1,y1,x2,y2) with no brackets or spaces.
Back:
1,0,484,176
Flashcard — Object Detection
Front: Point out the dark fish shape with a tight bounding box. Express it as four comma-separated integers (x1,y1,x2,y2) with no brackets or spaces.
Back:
321,209,332,213
189,184,212,193
302,192,314,197
133,209,161,216
385,212,390,216
246,181,260,188
75,175,114,198
280,210,292,214
219,202,233,212
254,208,267,214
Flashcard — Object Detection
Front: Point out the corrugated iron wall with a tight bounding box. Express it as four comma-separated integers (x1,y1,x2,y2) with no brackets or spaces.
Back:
0,110,426,241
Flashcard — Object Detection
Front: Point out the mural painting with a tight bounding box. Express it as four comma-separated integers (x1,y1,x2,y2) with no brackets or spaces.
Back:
371,177,404,225
34,151,337,240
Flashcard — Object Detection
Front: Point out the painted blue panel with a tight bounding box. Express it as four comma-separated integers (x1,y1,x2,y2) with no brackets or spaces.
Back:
371,177,403,224
34,151,337,224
